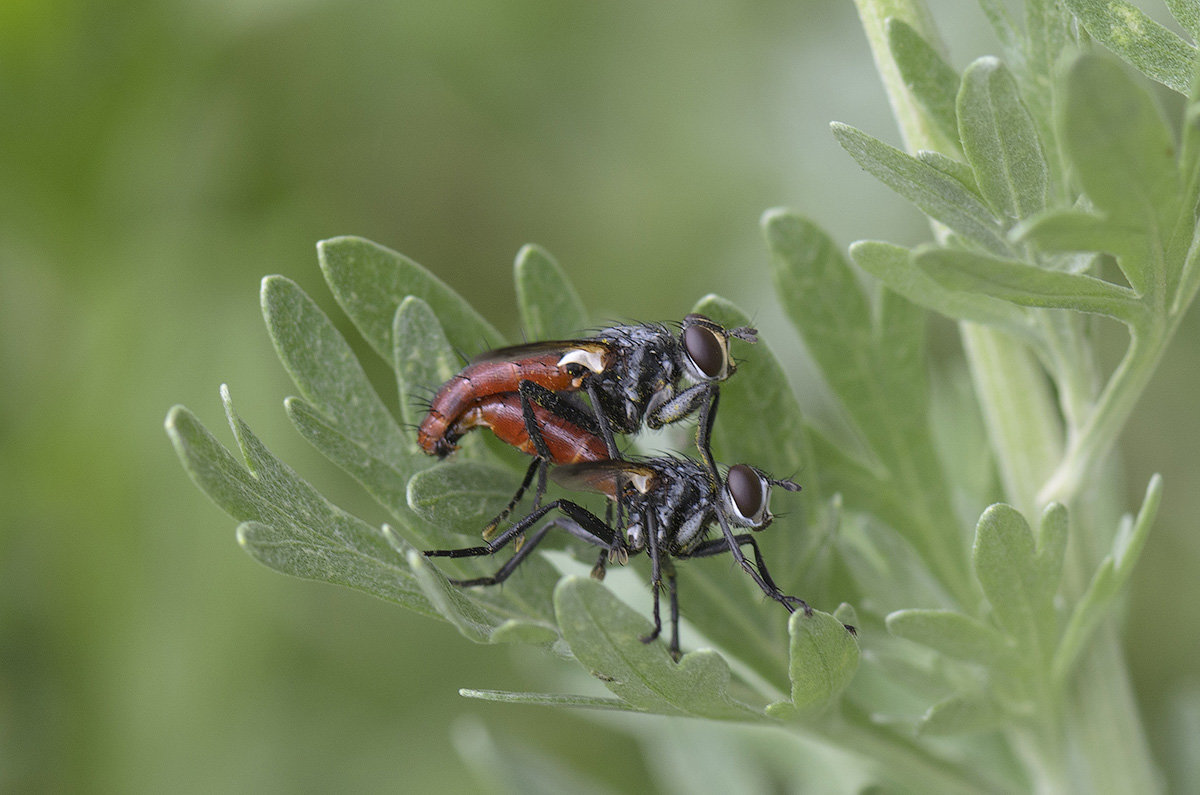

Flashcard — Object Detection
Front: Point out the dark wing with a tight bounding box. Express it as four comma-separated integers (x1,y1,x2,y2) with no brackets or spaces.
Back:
551,460,660,499
470,339,610,366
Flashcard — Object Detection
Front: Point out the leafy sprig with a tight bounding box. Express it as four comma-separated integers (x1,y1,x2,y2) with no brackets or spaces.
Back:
167,0,1199,789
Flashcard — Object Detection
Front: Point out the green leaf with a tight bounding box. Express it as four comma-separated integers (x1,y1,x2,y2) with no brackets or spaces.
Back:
1060,54,1181,293
972,504,1051,656
766,610,859,719
553,577,766,721
317,236,504,363
392,295,471,445
850,240,1033,335
914,248,1144,324
261,276,414,464
765,210,972,605
917,150,980,195
918,694,1004,736
458,689,643,712
957,57,1048,221
407,547,556,645
165,390,436,616
831,122,1008,254
284,397,414,531
1053,474,1162,681
1034,502,1068,605
406,461,528,534
1167,0,1200,42
978,0,1020,58
515,244,588,339
1063,0,1197,93
887,18,962,149
886,609,1011,667
1013,209,1147,264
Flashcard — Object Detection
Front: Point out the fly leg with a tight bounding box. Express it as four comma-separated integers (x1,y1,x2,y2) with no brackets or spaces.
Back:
646,383,721,489
426,499,620,587
680,532,811,616
640,513,665,646
665,559,681,661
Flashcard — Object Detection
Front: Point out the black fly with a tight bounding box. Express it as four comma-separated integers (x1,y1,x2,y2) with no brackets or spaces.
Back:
426,456,808,659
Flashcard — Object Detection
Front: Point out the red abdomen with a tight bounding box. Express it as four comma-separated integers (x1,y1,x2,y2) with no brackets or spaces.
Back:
417,354,579,457
448,393,607,464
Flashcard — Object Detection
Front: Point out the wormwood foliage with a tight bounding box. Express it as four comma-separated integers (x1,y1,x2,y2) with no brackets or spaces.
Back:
168,1,1199,790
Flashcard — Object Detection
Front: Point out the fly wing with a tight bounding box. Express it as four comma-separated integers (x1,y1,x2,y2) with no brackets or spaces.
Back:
470,339,611,371
551,460,659,500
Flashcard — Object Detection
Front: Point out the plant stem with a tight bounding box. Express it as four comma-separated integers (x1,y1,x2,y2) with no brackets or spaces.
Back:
851,0,1161,790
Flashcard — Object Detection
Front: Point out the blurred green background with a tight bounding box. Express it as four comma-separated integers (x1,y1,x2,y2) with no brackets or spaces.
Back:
3,0,1197,790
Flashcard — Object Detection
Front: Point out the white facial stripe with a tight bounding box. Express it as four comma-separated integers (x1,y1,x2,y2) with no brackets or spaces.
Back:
557,348,606,373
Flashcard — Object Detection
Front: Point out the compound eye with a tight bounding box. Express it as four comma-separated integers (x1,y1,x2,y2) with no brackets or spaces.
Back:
684,324,727,379
726,464,766,522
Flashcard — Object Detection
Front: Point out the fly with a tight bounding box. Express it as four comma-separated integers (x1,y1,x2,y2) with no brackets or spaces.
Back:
425,455,811,660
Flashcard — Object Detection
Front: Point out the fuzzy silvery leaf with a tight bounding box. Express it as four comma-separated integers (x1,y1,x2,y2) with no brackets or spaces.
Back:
766,609,860,720
553,576,767,721
1064,0,1197,93
831,123,1008,254
957,57,1048,221
887,18,961,150
166,387,435,616
515,244,589,340
318,235,504,362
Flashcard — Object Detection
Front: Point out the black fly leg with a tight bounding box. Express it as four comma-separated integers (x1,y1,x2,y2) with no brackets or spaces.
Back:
640,513,664,646
482,457,540,541
584,380,621,459
694,389,722,490
705,509,817,618
682,532,813,616
664,559,681,661
426,499,620,587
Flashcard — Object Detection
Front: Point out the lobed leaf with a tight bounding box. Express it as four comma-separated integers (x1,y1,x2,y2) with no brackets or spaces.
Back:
915,248,1144,324
917,150,980,195
1166,0,1200,43
887,18,962,149
957,57,1048,221
831,122,1008,254
392,295,472,446
407,547,557,645
165,391,436,616
261,276,414,463
918,694,1004,736
284,397,414,531
1052,474,1162,681
458,689,643,712
1013,209,1147,264
406,460,529,534
886,609,1011,667
972,504,1052,657
1060,54,1181,293
515,244,589,340
766,609,859,720
1063,0,1197,93
765,210,971,604
318,236,504,363
553,577,766,721
850,240,1033,336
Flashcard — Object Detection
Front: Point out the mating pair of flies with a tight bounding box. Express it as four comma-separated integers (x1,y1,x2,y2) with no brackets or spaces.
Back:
419,314,817,659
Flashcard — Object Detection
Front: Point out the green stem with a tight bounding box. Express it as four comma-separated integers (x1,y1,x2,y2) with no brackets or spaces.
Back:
851,1,1161,791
